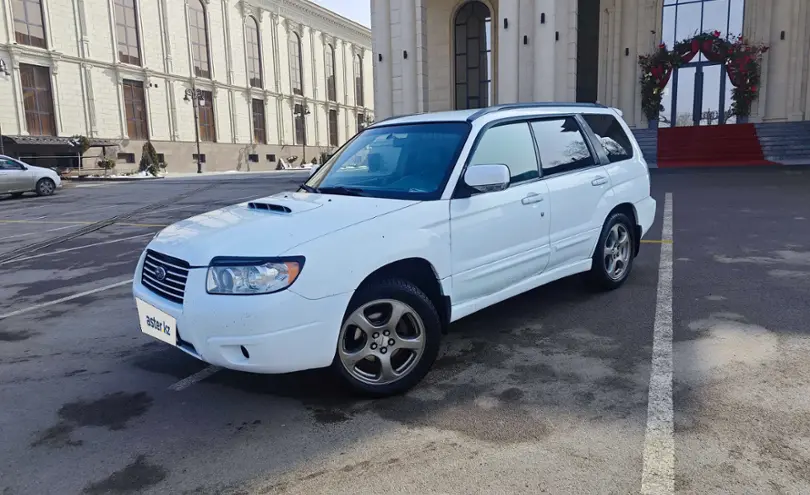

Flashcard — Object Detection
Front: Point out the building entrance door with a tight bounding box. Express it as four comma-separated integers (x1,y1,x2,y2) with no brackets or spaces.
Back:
668,62,734,126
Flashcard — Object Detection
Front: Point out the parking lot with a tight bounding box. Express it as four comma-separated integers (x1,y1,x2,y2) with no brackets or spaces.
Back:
1,168,810,494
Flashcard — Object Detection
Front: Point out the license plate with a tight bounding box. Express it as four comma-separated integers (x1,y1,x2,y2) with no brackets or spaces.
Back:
136,298,177,346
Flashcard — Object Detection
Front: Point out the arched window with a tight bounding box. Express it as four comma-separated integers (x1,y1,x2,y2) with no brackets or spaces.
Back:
245,16,262,88
354,54,364,106
453,1,492,110
289,32,303,95
188,0,211,78
325,44,336,102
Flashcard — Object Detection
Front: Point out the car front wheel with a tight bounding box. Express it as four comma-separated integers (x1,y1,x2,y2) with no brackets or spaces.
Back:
36,178,56,196
332,278,441,397
588,212,635,291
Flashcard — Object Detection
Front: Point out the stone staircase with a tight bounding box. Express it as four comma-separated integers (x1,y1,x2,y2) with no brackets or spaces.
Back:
631,128,658,167
754,121,810,165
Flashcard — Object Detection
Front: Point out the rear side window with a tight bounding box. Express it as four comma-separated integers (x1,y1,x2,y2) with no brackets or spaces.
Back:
530,117,596,176
582,114,634,163
469,122,539,184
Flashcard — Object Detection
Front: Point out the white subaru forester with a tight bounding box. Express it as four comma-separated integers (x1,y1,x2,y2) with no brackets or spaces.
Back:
133,103,656,397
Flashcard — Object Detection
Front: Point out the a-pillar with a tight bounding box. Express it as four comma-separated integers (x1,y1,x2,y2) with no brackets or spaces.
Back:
372,0,393,119
400,0,418,114
533,0,556,101
498,0,520,104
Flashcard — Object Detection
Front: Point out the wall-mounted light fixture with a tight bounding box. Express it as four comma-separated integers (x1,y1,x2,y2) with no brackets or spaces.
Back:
625,48,630,56
378,54,383,62
504,18,508,29
524,35,528,45
403,50,408,59
781,30,786,40
555,31,559,41
541,13,546,24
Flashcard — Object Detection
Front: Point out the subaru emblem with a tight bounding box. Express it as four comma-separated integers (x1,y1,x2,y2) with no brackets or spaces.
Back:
154,266,167,282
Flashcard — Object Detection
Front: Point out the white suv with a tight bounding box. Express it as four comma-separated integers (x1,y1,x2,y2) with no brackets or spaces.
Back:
133,103,656,397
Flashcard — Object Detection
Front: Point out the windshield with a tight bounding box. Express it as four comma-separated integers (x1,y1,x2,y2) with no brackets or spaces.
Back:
304,122,471,200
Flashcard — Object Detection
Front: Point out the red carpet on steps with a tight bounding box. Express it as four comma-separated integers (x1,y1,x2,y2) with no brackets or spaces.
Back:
656,124,777,168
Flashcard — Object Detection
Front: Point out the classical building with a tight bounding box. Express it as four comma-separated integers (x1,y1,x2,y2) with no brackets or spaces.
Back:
371,0,810,167
0,0,374,172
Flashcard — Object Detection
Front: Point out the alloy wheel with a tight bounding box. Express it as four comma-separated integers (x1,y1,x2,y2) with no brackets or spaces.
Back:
604,223,631,281
338,299,426,386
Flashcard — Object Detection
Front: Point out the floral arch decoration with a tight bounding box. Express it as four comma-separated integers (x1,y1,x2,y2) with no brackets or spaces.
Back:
639,31,769,123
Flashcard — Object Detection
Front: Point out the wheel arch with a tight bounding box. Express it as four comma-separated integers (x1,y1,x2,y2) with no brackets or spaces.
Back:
354,257,451,333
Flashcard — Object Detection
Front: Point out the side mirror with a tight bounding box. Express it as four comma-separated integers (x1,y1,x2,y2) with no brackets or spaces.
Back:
309,164,320,177
463,164,510,193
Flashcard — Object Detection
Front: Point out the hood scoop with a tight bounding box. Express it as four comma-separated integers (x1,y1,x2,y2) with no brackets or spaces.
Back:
247,201,292,213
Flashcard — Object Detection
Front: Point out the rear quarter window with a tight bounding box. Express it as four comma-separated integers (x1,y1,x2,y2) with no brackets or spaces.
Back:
583,114,634,163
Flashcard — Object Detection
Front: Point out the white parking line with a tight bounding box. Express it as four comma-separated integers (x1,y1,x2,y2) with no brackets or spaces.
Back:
0,232,154,265
641,192,675,495
0,279,133,320
169,365,221,391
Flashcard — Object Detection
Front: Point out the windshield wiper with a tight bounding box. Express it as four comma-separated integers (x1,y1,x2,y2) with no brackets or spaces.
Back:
316,186,368,197
299,184,318,193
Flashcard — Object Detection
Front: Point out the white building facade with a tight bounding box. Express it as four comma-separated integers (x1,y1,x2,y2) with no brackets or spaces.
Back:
0,0,374,172
371,0,810,129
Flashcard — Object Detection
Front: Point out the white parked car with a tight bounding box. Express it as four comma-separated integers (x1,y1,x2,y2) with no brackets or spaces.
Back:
133,103,656,397
0,155,62,197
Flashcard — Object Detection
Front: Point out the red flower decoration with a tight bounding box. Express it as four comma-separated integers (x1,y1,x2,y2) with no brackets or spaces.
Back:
659,43,666,49
751,86,758,92
713,30,721,37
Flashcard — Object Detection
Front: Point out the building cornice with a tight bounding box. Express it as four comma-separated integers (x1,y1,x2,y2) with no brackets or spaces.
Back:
252,0,371,48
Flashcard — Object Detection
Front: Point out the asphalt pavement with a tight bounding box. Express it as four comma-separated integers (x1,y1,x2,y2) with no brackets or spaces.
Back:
1,168,809,494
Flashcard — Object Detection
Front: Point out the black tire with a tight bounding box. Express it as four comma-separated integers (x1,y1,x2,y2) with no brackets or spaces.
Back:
35,178,56,196
331,278,442,398
588,212,636,291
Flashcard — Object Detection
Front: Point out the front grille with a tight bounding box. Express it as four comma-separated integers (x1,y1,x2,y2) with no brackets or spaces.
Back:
141,250,190,305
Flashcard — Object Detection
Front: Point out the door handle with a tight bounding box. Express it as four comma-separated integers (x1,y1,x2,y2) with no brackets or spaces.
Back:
591,176,608,186
521,192,544,205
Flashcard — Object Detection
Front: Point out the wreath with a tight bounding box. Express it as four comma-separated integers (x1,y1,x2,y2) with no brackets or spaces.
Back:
638,31,769,122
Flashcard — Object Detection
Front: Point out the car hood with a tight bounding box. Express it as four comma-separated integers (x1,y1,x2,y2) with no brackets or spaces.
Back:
147,191,419,266
29,165,58,177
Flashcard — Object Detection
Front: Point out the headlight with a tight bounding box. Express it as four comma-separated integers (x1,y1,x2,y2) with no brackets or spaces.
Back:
206,257,304,295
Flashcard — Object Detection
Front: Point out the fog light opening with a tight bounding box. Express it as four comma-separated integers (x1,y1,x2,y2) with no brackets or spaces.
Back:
240,345,250,359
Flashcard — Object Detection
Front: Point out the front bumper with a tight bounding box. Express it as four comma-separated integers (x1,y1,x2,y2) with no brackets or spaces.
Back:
635,196,657,239
132,251,352,374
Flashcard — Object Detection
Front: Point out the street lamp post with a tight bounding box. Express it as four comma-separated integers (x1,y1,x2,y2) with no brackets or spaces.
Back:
183,86,205,174
0,59,10,156
294,102,311,165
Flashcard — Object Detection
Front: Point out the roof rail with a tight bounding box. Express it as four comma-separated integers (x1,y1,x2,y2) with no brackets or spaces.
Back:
466,102,607,122
367,111,426,128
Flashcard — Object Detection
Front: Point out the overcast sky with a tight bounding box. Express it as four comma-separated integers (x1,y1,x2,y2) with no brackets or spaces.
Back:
311,0,371,27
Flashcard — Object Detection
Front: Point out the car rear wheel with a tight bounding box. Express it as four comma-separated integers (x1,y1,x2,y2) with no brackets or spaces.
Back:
332,279,441,397
588,212,635,291
36,178,56,196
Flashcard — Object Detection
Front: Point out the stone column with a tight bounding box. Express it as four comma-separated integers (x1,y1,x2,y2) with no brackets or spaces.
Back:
619,0,638,125
534,0,556,101
400,0,418,113
9,55,27,135
498,0,520,104
372,0,393,118
786,0,807,120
